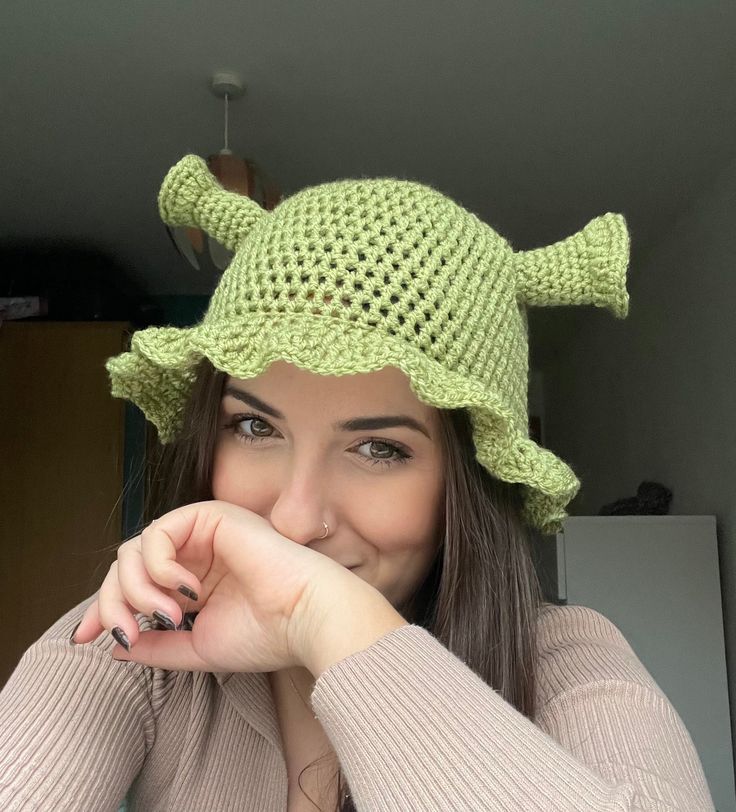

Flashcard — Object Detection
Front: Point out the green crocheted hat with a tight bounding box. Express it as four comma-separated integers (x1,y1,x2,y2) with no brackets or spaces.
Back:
107,154,630,534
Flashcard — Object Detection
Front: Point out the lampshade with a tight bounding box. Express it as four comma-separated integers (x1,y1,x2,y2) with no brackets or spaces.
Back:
165,71,281,279
167,150,281,275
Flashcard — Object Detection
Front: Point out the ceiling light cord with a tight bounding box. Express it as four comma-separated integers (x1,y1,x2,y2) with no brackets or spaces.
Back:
223,92,230,153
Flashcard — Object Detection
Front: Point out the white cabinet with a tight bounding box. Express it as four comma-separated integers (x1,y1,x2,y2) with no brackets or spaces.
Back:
545,516,734,811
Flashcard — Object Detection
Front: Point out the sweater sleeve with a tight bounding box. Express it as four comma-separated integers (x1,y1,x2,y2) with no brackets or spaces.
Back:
0,594,162,812
310,605,715,812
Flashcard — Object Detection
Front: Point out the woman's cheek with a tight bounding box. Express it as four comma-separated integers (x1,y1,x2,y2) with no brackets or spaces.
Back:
211,446,257,505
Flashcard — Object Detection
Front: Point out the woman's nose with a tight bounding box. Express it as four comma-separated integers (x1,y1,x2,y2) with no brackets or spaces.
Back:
267,463,331,545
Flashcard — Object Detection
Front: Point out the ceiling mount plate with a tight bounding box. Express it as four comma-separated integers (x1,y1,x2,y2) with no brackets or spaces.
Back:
210,71,245,99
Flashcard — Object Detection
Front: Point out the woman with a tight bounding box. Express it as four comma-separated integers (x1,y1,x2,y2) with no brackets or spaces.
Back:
0,155,715,811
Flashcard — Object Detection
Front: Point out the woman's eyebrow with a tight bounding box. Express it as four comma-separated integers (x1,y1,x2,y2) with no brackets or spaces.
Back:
223,385,432,439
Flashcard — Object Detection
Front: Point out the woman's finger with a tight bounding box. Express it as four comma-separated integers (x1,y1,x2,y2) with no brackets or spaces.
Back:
97,561,141,649
117,541,186,628
112,630,211,671
71,598,104,644
140,518,202,598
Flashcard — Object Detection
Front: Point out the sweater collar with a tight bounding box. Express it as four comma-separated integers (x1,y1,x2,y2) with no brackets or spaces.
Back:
214,670,283,753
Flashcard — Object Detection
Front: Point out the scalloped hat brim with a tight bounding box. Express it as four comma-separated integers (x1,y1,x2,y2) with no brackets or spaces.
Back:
106,313,578,534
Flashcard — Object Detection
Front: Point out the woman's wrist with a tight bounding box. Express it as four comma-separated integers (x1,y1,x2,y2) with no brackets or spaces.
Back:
292,569,408,678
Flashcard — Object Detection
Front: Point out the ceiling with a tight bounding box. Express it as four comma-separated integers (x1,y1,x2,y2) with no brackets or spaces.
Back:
3,1,736,356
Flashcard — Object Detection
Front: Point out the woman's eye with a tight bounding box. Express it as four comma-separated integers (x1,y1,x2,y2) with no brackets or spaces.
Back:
247,417,273,437
231,415,275,440
355,440,410,467
358,440,391,458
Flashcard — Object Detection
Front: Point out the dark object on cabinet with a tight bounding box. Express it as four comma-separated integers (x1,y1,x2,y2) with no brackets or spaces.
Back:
0,240,162,325
598,481,673,516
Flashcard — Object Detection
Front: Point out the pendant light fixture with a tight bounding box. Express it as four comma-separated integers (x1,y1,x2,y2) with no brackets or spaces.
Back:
166,72,282,276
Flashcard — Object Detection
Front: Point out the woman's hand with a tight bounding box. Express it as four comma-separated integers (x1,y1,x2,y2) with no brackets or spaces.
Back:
72,500,376,674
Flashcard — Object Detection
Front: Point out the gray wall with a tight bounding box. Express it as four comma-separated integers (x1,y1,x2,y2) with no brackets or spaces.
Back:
539,156,736,758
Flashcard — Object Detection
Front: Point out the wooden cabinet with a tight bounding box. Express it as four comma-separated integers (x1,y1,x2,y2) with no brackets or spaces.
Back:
0,322,131,685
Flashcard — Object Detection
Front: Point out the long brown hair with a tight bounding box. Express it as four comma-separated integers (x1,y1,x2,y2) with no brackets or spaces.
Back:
142,357,545,811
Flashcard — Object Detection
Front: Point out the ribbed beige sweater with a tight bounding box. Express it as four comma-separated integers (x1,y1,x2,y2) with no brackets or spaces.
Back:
0,594,715,811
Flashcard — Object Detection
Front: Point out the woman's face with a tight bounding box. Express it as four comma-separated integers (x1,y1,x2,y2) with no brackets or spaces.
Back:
211,360,445,608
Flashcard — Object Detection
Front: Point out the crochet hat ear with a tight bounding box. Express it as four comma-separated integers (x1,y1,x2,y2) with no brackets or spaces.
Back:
513,213,630,318
158,154,267,251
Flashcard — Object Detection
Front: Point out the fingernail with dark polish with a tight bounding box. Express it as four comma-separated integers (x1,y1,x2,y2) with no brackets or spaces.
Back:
178,584,198,601
70,621,81,643
152,610,177,631
181,611,199,631
112,626,131,651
